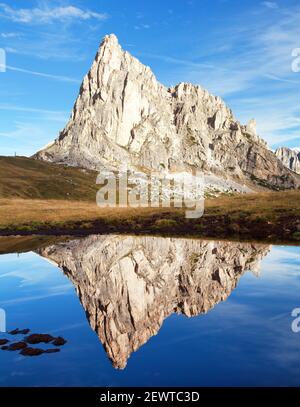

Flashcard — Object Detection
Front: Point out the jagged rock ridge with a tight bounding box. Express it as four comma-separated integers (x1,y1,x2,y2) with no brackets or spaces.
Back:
34,34,300,190
275,147,300,175
38,234,270,369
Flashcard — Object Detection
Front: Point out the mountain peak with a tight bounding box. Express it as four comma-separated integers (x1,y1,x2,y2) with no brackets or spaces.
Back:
102,33,119,46
34,34,300,191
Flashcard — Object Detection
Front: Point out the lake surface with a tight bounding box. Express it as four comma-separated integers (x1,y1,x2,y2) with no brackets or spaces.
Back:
0,234,300,387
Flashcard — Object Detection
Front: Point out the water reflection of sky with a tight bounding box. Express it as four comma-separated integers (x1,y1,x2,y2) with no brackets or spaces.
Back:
0,244,300,386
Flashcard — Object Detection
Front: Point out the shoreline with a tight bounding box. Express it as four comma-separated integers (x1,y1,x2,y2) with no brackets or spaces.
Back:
0,230,299,259
0,189,299,245
0,211,299,245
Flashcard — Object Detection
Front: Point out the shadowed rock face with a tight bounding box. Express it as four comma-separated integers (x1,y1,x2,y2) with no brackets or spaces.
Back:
38,235,270,369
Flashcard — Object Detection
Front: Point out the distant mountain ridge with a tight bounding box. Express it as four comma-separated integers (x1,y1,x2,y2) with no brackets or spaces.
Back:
275,147,300,175
34,34,300,191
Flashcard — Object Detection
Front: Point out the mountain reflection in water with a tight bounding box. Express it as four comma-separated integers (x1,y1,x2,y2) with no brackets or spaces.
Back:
37,235,270,369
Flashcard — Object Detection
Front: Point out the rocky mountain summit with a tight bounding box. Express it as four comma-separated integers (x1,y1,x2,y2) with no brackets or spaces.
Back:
275,147,300,175
38,234,270,369
34,34,300,191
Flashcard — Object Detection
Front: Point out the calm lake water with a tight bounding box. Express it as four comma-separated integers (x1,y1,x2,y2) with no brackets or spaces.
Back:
0,234,300,387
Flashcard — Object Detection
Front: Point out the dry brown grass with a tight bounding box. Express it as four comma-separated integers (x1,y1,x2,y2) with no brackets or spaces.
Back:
0,190,299,243
205,190,300,217
0,190,299,226
0,198,179,226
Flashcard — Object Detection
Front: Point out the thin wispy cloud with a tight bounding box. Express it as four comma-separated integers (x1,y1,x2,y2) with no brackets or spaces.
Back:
143,2,300,146
0,3,109,24
0,288,72,306
0,2,110,61
3,35,88,61
0,32,21,38
138,51,299,95
137,51,214,70
0,121,63,156
264,73,300,85
134,24,150,30
0,122,54,140
5,65,80,84
0,104,68,122
0,0,299,154
136,12,144,19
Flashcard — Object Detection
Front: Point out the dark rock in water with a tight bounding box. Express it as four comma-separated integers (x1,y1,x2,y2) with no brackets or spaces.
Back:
20,347,44,357
25,334,54,344
9,328,30,335
9,329,20,335
52,337,67,346
44,348,60,354
2,331,66,357
19,329,30,335
7,342,27,351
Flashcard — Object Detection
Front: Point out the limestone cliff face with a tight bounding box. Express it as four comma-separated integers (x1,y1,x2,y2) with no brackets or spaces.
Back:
275,147,300,175
34,34,300,190
38,235,270,369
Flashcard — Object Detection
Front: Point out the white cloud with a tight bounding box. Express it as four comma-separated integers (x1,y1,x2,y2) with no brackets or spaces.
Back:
0,4,110,61
134,24,151,30
262,1,279,9
0,3,109,24
0,32,21,38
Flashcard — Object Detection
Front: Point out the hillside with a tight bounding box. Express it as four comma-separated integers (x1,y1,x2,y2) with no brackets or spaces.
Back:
0,156,98,200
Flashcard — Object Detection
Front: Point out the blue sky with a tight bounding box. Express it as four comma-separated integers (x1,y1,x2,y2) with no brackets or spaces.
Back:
0,0,300,156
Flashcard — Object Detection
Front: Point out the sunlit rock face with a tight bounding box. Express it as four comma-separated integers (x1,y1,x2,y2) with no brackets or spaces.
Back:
34,34,300,190
38,235,270,369
275,147,300,175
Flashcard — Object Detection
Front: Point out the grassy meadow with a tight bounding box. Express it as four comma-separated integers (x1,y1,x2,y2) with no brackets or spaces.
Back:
0,156,299,243
0,190,299,244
